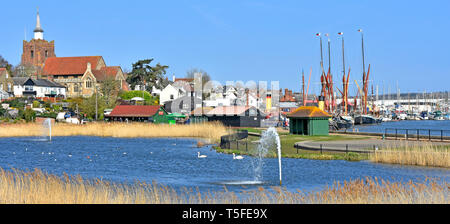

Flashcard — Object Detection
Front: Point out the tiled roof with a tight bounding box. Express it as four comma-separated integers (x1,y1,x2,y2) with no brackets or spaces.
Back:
92,66,120,81
121,81,130,91
287,106,331,118
43,56,103,75
174,78,194,83
12,77,65,88
107,105,162,117
207,106,252,116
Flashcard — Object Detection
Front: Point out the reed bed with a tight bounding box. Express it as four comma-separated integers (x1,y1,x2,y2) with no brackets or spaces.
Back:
0,168,447,204
370,142,450,168
0,122,228,143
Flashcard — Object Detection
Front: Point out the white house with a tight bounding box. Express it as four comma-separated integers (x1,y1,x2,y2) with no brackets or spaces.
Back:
159,84,186,105
151,86,162,96
13,77,66,98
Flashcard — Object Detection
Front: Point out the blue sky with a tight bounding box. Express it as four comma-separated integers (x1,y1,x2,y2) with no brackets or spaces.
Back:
1,0,449,95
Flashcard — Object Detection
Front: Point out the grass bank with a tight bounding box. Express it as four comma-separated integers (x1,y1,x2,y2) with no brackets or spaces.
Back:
220,129,370,161
0,168,447,204
0,122,228,143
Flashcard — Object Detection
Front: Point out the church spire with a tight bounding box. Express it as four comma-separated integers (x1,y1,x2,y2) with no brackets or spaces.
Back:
34,7,44,40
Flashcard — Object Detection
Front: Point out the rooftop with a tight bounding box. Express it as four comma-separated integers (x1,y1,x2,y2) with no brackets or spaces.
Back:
43,56,103,75
287,106,331,118
107,105,162,117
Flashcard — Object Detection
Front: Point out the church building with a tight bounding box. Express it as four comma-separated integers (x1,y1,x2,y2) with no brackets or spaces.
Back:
21,8,56,77
20,8,130,98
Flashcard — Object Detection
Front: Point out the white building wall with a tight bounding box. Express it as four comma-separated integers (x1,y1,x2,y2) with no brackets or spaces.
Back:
160,84,183,105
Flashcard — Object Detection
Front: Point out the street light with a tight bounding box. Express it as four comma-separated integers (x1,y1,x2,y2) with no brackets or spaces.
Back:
358,29,367,114
358,29,365,76
338,32,346,114
315,33,324,69
337,32,345,77
325,33,331,72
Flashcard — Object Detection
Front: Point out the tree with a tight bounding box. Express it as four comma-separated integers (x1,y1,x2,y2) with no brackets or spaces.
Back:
100,76,120,108
12,64,37,77
23,108,36,122
0,55,13,74
79,95,107,120
119,90,158,105
126,59,169,92
186,68,211,86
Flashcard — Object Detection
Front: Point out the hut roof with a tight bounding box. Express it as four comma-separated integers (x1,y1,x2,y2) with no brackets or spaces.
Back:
287,106,331,118
207,106,251,116
107,105,162,117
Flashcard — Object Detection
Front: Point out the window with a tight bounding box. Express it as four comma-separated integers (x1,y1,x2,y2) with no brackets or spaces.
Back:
45,50,48,58
86,78,92,88
74,84,79,92
30,50,34,59
170,94,174,100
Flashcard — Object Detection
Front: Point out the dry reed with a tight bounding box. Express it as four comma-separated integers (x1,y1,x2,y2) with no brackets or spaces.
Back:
0,122,228,143
0,168,447,204
370,142,450,168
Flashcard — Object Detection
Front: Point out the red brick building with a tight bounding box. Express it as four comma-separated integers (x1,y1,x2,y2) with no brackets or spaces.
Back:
21,8,56,77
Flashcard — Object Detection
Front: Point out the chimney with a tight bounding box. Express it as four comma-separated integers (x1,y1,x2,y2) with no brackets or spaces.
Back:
173,75,175,82
87,62,91,72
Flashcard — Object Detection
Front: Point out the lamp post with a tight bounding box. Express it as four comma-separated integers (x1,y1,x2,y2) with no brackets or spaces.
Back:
358,29,367,114
325,33,333,112
325,33,331,72
338,32,347,115
316,33,324,69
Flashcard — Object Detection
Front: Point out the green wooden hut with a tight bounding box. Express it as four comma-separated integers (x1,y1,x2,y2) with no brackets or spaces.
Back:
287,106,331,136
152,107,171,124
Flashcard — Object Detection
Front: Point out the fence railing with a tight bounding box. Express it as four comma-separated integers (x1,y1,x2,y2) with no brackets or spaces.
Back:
384,128,450,141
220,130,248,149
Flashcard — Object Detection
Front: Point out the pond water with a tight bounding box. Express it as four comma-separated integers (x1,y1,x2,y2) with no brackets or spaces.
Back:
342,120,450,136
0,136,448,193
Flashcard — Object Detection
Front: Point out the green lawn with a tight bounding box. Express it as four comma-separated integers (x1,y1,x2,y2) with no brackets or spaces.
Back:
217,128,370,161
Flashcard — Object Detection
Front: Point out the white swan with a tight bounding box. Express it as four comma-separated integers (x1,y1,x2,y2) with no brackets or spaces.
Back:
233,153,244,160
197,152,207,158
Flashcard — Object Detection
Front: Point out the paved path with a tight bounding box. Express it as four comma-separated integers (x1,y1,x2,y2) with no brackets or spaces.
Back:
294,139,450,153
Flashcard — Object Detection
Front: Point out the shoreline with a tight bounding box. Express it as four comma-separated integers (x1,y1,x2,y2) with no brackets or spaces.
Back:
0,122,228,143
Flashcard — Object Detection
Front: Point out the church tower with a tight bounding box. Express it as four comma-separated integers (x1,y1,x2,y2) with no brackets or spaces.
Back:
21,8,55,77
